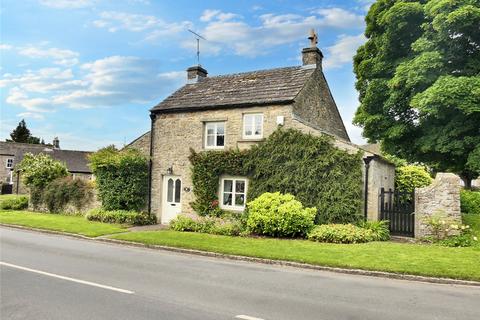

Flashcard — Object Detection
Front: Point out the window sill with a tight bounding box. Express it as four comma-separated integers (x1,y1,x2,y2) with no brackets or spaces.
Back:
238,138,265,142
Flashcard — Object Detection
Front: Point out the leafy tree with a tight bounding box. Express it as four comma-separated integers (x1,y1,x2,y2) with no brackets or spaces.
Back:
18,153,68,189
9,119,42,144
354,0,480,188
395,165,432,194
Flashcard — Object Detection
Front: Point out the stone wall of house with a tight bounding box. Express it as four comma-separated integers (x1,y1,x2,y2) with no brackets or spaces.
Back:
150,104,293,221
126,131,151,156
292,67,350,141
151,104,395,223
0,154,14,193
414,173,462,238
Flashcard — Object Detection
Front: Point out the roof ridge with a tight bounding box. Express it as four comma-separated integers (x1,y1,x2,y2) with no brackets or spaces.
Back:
0,141,92,153
205,65,302,79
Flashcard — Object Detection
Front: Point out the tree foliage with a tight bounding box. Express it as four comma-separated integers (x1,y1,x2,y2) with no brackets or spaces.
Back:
354,0,480,186
89,146,148,211
18,153,68,189
8,119,42,144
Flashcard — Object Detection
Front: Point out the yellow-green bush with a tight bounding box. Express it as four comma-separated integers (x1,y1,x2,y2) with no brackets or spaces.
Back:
246,192,316,238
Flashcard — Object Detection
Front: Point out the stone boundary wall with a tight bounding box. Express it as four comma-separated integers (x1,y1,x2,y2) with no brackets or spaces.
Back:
414,173,462,238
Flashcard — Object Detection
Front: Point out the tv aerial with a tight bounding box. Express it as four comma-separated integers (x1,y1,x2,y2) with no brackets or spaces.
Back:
188,29,206,66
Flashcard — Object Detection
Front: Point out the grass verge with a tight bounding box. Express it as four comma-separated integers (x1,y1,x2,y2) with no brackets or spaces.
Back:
112,230,480,281
0,210,127,237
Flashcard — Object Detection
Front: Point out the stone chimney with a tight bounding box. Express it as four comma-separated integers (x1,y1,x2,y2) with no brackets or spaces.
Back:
302,29,323,68
187,65,207,83
52,137,60,149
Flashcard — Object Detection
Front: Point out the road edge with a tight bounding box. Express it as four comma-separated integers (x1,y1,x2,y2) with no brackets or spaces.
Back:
2,223,479,287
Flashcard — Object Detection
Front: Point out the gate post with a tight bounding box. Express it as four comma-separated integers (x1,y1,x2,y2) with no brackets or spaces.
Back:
414,173,462,239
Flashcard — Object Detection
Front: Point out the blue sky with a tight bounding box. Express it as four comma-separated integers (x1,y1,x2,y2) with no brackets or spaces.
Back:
1,0,373,150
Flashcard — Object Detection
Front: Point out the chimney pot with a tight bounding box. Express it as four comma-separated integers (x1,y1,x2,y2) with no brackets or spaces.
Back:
53,137,60,149
187,65,208,83
302,29,323,68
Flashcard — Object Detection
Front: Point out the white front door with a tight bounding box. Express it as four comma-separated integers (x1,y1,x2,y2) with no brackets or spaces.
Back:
162,175,182,224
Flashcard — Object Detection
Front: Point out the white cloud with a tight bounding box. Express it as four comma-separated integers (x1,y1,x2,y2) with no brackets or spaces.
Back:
38,0,95,9
93,11,191,41
191,8,365,57
0,44,13,50
1,56,184,113
17,112,45,120
18,46,79,66
313,8,364,28
323,34,366,69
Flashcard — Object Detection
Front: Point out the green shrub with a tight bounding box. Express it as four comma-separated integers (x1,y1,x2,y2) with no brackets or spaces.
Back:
246,129,363,224
85,208,156,225
42,177,93,213
440,232,477,247
395,165,432,194
89,146,148,211
308,224,374,244
0,195,29,210
461,190,480,215
357,220,390,241
246,192,316,238
170,214,243,236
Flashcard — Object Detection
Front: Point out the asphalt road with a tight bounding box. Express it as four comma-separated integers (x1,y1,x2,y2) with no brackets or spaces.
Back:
1,227,479,320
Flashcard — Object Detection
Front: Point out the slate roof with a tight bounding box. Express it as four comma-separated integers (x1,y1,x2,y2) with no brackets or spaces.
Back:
0,141,92,173
151,66,316,112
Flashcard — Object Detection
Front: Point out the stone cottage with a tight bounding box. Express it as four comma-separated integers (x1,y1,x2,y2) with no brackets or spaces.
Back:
0,138,93,194
129,31,395,224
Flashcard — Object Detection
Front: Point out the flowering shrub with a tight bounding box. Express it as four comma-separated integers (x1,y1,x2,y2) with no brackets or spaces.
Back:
246,192,316,238
423,213,477,247
308,224,374,244
170,214,243,236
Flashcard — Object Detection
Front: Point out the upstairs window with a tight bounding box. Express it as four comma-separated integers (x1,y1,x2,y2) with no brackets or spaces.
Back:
220,177,247,211
6,158,13,169
205,122,225,149
243,113,263,139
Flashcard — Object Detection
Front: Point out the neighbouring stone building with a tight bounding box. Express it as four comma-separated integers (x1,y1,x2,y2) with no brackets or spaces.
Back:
129,31,395,224
0,139,93,195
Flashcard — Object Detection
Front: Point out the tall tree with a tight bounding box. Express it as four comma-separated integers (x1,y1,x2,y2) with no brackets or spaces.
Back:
354,0,480,187
8,119,41,144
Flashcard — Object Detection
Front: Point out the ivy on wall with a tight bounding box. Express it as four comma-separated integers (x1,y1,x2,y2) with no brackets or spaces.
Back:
89,146,148,212
189,129,364,223
189,149,249,216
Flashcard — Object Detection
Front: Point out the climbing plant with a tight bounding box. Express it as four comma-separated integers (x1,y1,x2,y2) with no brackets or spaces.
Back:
189,129,363,223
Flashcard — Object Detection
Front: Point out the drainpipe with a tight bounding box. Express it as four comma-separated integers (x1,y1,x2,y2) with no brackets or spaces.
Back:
147,112,156,215
16,170,20,194
363,156,375,221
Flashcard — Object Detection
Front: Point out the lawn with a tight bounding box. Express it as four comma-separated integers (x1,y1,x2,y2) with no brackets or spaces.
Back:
0,210,127,237
112,230,480,281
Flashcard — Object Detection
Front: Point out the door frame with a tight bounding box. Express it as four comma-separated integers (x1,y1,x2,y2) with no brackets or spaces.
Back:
161,175,182,224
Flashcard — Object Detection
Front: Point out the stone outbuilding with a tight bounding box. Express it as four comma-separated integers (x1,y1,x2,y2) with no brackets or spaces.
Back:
129,31,395,224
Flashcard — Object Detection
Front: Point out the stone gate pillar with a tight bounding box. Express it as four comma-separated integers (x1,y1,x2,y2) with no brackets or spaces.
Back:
414,173,462,238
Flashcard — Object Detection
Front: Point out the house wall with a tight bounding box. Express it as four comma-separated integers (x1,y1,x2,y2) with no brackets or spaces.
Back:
151,103,395,222
127,131,151,156
292,67,350,141
150,104,292,220
0,154,14,193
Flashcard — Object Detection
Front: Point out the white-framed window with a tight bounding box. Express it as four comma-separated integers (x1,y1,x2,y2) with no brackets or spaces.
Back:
205,122,225,149
243,113,263,139
219,176,248,211
5,158,13,169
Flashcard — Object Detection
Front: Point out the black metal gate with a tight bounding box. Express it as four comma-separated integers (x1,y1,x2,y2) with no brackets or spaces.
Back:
1,184,13,195
379,188,415,237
